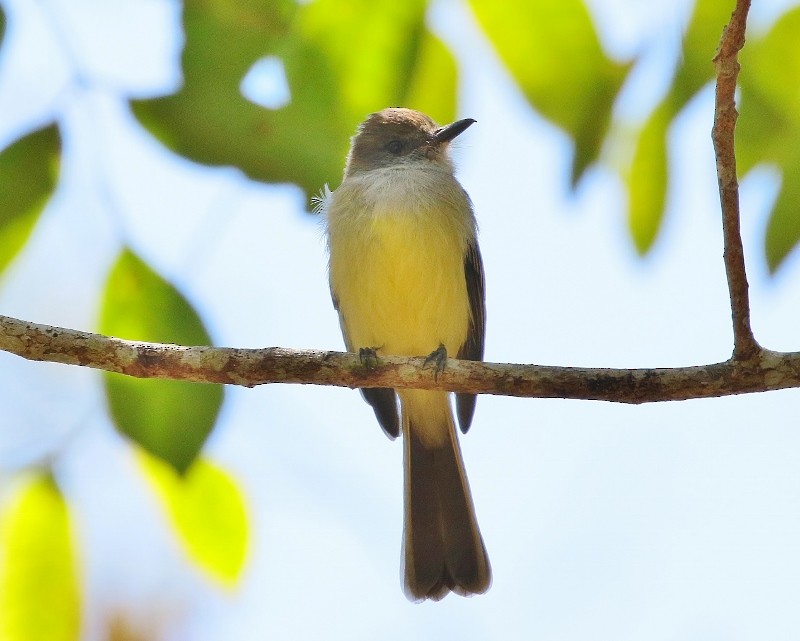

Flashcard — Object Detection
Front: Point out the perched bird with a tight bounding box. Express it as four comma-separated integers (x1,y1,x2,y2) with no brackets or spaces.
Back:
322,107,490,601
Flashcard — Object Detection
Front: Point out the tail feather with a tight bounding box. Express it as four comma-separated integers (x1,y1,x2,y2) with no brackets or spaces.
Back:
401,391,491,601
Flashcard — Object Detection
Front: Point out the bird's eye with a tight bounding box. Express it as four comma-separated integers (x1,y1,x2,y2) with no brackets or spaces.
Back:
386,140,404,155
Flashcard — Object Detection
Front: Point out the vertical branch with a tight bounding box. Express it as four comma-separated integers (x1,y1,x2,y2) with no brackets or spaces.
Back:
711,0,760,360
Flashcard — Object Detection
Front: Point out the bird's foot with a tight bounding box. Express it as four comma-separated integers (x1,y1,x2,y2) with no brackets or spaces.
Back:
359,347,381,371
424,344,448,381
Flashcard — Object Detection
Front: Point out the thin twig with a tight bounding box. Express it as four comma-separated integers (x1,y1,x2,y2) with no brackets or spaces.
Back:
2,315,800,404
712,0,759,360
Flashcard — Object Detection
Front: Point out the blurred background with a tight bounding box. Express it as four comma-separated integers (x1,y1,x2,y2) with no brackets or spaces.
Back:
1,0,800,639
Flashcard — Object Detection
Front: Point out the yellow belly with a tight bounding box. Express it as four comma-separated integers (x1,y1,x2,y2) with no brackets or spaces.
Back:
329,206,470,358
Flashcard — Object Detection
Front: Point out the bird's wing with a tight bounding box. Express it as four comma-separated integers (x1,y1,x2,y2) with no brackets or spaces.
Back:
456,240,486,434
332,291,400,439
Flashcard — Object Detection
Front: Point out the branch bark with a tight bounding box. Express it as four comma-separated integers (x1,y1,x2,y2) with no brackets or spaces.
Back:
712,0,759,360
2,314,800,404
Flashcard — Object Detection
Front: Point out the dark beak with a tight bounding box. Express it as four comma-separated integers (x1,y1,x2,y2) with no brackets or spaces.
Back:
433,118,476,143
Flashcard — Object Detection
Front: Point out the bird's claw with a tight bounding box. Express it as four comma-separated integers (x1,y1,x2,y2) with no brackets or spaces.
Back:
424,344,448,381
359,347,381,371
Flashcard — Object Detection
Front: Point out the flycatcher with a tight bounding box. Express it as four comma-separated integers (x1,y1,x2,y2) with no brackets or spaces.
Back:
322,107,491,601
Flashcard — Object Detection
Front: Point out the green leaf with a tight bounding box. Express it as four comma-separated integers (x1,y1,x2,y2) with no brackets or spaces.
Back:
0,123,61,276
1,6,6,47
131,0,457,196
764,160,800,272
671,0,734,107
626,101,671,254
738,8,800,171
736,91,791,177
131,0,334,192
99,249,223,474
295,0,455,122
137,451,249,586
737,7,800,270
469,0,630,185
620,0,734,256
0,474,81,641
401,30,457,126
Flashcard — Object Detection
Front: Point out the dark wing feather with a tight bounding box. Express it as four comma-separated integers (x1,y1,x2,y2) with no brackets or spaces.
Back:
332,291,400,439
361,388,400,439
456,240,486,433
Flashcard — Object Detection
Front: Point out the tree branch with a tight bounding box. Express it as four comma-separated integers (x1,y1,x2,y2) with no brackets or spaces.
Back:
712,0,759,360
0,0,793,411
2,314,800,404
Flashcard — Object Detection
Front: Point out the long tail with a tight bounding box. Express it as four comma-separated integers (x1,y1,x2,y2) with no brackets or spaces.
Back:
399,389,491,601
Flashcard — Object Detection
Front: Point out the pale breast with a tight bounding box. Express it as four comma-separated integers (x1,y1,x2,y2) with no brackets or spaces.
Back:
327,167,475,357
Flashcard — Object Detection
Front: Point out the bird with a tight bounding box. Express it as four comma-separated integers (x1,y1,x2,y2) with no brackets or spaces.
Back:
321,107,490,601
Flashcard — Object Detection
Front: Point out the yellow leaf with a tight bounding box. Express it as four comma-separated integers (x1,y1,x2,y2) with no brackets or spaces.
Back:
0,474,81,641
137,451,249,586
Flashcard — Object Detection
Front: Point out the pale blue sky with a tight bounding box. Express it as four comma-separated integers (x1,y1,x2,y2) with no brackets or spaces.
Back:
1,0,800,639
